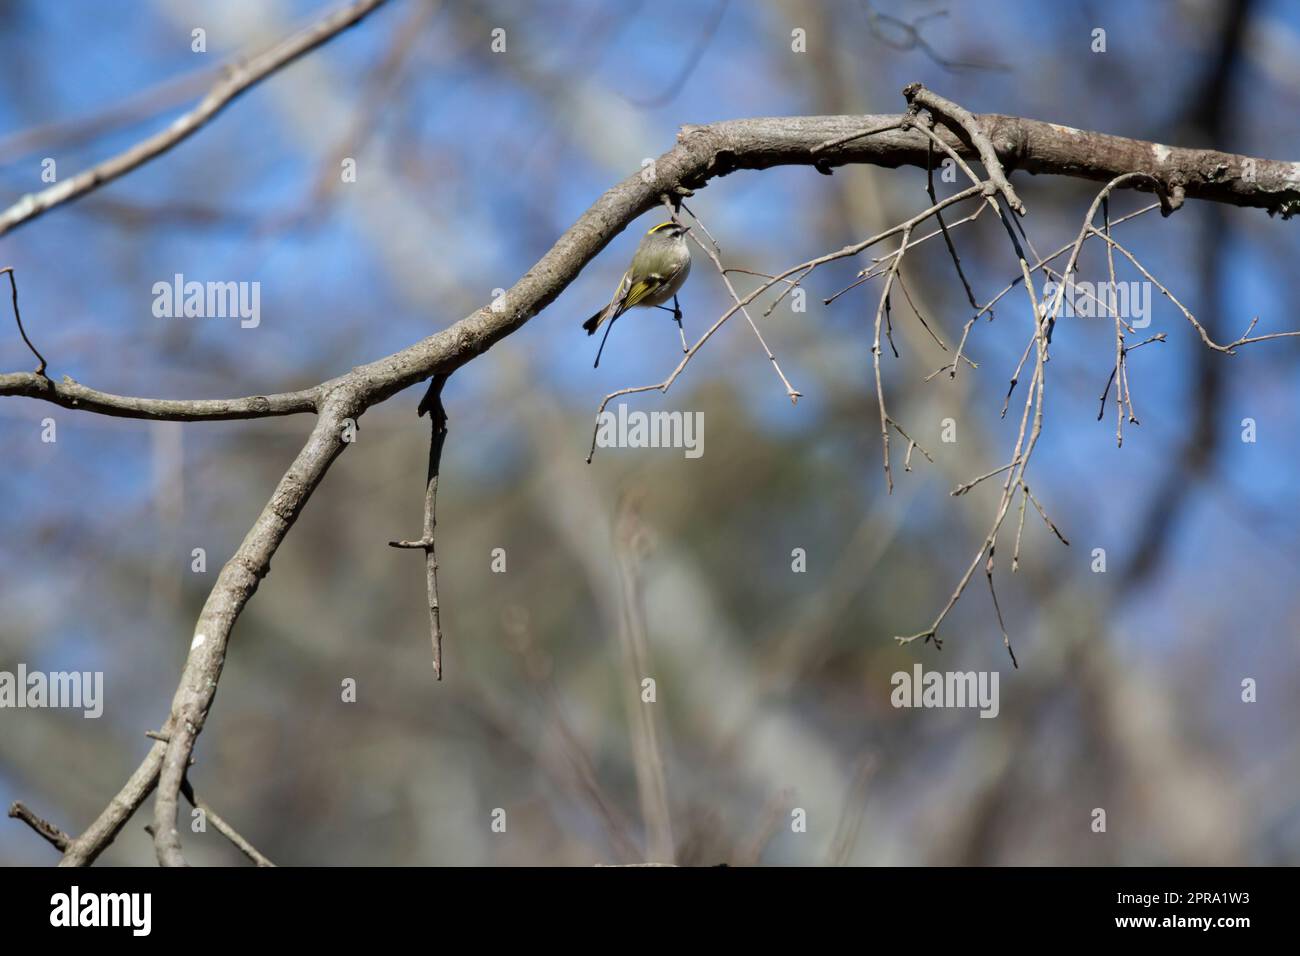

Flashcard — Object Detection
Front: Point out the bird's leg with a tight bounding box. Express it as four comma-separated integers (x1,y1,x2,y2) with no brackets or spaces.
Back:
655,296,688,353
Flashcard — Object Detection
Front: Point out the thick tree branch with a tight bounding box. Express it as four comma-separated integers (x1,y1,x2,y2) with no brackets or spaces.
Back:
58,741,167,867
6,107,1296,421
150,388,362,866
303,109,1300,415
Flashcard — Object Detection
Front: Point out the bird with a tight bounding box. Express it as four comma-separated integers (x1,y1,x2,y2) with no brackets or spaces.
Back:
583,220,692,367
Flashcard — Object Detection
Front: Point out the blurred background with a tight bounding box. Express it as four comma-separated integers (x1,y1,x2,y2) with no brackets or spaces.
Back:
2,0,1299,865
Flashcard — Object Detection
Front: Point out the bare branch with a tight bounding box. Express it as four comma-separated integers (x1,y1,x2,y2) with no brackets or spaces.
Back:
587,183,986,463
8,801,71,852
1,267,47,375
904,83,1026,215
924,138,981,311
11,76,1300,865
56,741,167,866
151,390,362,866
679,204,802,404
1086,226,1300,352
389,375,450,679
0,0,390,238
985,547,1018,669
811,118,906,158
180,778,275,867
872,227,912,493
0,372,320,421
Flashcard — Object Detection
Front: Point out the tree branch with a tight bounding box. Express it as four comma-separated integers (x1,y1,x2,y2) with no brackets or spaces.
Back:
0,0,390,239
181,777,275,867
58,741,167,866
10,77,1299,865
0,372,321,420
1,267,46,375
904,83,1026,215
8,801,71,852
150,389,363,866
389,374,450,679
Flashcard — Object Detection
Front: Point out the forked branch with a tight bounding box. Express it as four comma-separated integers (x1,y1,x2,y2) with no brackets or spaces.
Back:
5,69,1298,863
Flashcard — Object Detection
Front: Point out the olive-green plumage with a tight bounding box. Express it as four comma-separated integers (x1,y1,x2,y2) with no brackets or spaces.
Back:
583,221,692,334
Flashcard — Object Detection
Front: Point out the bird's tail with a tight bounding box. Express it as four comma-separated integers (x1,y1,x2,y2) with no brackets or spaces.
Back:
582,306,609,335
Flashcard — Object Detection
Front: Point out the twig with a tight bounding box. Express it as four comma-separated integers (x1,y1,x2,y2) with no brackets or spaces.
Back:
1035,172,1161,348
870,228,911,492
1086,226,1300,352
892,420,933,467
1,267,47,375
0,372,319,421
924,138,981,311
903,83,1025,215
681,201,723,253
1097,196,1167,442
952,462,1015,497
390,374,450,678
57,741,167,866
896,181,1054,653
8,801,71,852
587,183,986,463
892,271,950,353
1023,484,1069,546
678,204,802,404
972,203,1161,323
811,118,905,158
1011,485,1029,573
180,778,275,867
984,546,1018,668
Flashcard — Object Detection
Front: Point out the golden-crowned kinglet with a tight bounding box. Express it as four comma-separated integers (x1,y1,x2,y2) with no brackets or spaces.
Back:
583,221,691,366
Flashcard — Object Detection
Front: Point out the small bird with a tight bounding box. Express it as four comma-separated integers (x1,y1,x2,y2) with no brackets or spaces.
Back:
584,221,692,367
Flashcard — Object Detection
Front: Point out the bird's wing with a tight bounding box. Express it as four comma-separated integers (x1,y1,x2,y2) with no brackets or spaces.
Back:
606,269,634,315
622,275,659,309
625,257,689,309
